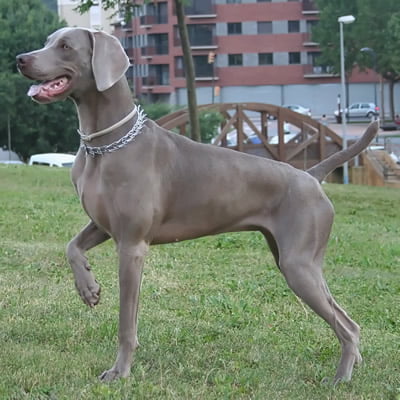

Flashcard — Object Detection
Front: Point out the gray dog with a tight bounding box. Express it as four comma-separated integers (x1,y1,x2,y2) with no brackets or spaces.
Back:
17,27,378,383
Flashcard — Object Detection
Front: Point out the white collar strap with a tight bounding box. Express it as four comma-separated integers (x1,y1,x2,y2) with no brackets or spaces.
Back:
81,105,147,158
78,105,138,142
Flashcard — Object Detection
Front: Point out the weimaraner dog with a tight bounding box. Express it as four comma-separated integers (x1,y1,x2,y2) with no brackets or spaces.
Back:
17,27,378,383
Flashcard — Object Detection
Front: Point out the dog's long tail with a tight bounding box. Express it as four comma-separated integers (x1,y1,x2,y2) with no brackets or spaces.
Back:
307,121,379,183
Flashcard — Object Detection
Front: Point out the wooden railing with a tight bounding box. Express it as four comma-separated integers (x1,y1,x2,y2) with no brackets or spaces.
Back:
156,102,343,170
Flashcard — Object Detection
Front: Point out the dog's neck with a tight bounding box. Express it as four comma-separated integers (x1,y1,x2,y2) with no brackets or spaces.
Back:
72,79,136,147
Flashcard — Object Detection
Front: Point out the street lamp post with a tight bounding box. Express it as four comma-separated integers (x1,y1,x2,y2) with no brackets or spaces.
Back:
360,47,378,109
338,15,355,184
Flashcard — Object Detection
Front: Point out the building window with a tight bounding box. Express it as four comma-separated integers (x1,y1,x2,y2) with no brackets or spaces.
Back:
288,20,300,33
175,56,214,78
227,22,242,35
307,51,320,65
185,0,214,16
143,64,170,86
306,19,318,34
120,36,133,49
142,33,169,56
257,21,272,34
174,24,216,47
257,0,271,2
189,24,216,46
194,55,214,77
228,54,243,66
141,2,168,25
289,52,301,64
175,57,184,77
227,0,241,3
258,52,273,65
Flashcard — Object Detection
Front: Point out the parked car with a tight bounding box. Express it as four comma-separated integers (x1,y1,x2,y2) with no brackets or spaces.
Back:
28,153,76,167
334,102,379,123
283,104,312,117
0,160,24,165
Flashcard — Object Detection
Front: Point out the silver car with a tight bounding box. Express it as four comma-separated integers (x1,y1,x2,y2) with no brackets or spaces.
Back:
284,104,312,117
335,102,379,122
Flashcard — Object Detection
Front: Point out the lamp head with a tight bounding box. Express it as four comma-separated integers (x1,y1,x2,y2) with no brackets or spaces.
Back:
338,15,356,24
361,47,374,53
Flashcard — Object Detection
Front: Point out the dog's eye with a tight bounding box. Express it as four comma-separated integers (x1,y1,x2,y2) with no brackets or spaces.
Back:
60,43,70,50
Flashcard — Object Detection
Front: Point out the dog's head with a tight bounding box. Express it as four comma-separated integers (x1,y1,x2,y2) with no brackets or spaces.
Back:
16,27,130,104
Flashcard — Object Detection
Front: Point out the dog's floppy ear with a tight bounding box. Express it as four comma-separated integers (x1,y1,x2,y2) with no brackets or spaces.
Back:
90,30,130,92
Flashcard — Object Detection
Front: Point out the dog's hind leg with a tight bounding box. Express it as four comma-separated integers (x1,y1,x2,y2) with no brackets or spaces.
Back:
280,256,361,384
265,195,361,384
66,220,110,307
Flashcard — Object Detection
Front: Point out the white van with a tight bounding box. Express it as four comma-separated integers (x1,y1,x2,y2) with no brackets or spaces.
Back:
28,153,76,167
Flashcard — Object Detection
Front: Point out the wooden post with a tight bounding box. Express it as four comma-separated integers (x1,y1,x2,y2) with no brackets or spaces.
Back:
261,111,267,139
319,124,326,162
179,123,186,136
221,120,227,147
277,109,285,161
237,104,244,152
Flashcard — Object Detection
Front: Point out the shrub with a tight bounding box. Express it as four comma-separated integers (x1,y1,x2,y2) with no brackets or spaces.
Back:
199,111,224,143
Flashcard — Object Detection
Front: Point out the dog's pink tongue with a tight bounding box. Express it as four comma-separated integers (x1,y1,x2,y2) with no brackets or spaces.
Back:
27,84,42,97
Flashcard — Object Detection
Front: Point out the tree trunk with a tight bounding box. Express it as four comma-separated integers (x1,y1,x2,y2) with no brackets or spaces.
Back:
174,0,201,142
388,79,395,121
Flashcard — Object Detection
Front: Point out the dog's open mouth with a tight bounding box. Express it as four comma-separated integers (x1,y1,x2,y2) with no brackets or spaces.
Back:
27,76,71,102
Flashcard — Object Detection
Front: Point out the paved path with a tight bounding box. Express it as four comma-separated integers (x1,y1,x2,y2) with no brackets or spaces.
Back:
327,121,399,138
328,122,400,155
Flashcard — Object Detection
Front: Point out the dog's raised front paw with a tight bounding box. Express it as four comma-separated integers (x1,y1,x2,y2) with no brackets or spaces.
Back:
74,269,101,307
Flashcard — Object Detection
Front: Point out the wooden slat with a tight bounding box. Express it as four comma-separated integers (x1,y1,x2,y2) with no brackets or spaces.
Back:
212,112,238,146
286,132,319,161
319,124,326,160
277,109,286,161
237,104,244,152
241,112,278,159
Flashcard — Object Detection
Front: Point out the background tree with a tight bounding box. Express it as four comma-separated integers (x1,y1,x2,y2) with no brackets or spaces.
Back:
313,0,400,120
312,0,358,76
174,0,200,141
77,0,201,142
0,0,79,160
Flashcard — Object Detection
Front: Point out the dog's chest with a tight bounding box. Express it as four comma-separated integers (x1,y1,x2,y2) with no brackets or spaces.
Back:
76,174,112,234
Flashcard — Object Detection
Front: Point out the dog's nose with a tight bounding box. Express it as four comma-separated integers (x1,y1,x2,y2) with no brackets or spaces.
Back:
16,54,28,68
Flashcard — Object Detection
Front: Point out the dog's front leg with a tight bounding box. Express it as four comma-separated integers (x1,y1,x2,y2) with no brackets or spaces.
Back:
100,241,148,382
66,220,110,307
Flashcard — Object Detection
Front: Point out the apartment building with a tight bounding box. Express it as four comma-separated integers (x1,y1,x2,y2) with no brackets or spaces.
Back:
113,0,382,115
57,0,117,33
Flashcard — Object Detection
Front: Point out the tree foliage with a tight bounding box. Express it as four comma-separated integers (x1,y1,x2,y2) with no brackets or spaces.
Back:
0,0,79,160
313,0,400,119
312,0,358,75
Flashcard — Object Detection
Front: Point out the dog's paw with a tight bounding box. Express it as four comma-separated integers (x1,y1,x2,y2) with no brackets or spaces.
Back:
74,270,101,307
99,368,128,382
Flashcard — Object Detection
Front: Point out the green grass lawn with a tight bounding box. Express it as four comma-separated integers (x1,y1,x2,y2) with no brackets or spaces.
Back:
0,165,399,400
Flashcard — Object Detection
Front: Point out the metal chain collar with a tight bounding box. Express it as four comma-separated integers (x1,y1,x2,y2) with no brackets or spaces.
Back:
81,105,147,157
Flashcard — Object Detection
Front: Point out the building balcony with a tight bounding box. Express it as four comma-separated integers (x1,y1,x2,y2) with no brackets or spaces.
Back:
302,0,319,15
124,47,134,59
141,45,169,57
302,33,319,47
175,65,217,80
183,0,216,18
140,13,168,27
174,35,217,49
142,75,169,87
303,65,336,78
120,20,133,31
